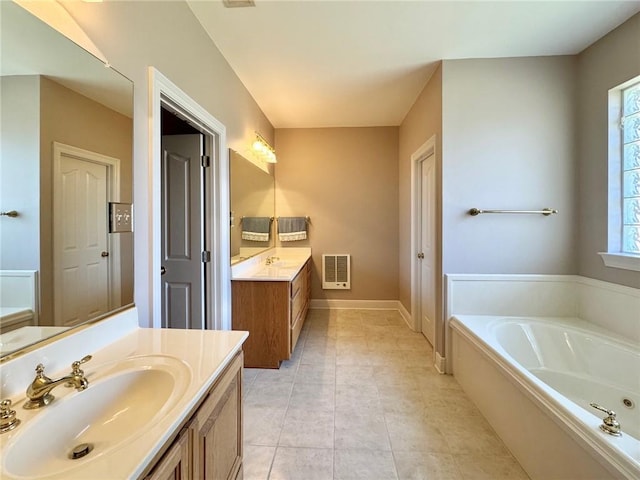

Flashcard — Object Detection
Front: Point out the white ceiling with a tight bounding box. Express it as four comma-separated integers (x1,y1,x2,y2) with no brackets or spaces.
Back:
188,0,640,128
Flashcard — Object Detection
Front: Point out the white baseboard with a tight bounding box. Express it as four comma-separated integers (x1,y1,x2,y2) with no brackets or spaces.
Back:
310,299,402,310
397,302,415,331
310,299,418,332
435,351,446,374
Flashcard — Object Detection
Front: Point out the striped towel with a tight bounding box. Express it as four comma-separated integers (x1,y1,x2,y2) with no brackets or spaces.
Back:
241,217,271,242
278,217,307,242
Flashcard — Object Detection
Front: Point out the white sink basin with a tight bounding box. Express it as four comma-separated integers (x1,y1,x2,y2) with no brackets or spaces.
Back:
2,355,190,479
268,260,299,268
253,266,298,278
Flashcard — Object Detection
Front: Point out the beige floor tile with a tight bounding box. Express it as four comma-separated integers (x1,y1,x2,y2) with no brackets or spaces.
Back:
453,453,530,479
377,386,428,415
335,327,366,339
253,364,298,384
244,406,287,446
393,451,462,480
334,449,398,479
289,383,335,411
240,308,528,479
269,447,334,480
335,383,383,415
335,349,372,366
243,445,276,480
334,411,391,450
245,382,293,408
300,345,337,365
385,412,450,453
295,362,336,384
439,416,510,455
335,364,376,385
278,407,335,448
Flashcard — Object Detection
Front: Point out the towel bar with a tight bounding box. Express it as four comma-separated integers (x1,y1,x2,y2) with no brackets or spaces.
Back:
468,208,558,216
276,216,310,223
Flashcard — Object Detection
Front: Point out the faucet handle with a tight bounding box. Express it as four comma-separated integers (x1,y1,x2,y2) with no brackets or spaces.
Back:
0,399,20,434
590,402,622,436
71,355,92,375
34,363,46,377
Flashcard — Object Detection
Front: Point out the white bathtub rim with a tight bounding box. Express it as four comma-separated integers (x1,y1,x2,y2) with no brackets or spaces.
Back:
451,315,640,480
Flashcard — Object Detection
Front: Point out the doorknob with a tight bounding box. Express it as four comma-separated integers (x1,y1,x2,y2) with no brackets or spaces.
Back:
160,266,166,275
101,251,109,257
417,253,424,259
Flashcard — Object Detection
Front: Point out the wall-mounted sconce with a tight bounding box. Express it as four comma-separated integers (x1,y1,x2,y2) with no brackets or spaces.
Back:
252,132,277,163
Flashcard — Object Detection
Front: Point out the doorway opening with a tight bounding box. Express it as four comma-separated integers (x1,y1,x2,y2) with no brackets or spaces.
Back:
410,136,437,354
150,67,230,330
160,107,211,329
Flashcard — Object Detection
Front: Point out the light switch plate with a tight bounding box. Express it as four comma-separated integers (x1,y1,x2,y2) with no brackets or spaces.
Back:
109,203,133,233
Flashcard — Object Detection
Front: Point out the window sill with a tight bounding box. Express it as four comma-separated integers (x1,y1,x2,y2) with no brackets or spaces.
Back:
598,252,640,272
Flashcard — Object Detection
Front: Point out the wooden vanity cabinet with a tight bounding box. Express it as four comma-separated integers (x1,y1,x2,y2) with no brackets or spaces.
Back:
232,259,311,368
143,352,243,480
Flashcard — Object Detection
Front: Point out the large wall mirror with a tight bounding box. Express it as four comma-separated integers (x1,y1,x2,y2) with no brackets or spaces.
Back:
0,2,134,358
229,149,275,265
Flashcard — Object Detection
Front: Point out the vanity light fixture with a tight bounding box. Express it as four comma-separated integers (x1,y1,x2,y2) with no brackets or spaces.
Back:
252,132,277,163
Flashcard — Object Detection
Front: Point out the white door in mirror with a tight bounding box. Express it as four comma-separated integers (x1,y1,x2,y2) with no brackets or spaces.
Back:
55,155,109,326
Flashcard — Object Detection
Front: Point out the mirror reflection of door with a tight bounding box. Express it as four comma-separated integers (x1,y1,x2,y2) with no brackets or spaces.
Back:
161,133,205,329
53,143,120,326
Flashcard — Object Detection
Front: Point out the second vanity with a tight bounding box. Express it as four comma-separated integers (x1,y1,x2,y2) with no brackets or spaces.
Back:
0,308,248,479
231,248,312,368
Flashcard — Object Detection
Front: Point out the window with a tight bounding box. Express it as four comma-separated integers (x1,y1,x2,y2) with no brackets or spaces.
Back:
621,82,640,254
600,78,640,271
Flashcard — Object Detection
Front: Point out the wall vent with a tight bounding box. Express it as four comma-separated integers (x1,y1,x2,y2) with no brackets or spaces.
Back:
322,254,350,290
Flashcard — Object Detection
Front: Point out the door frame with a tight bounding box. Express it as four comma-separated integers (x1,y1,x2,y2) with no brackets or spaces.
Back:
150,68,230,330
53,142,121,324
410,135,436,334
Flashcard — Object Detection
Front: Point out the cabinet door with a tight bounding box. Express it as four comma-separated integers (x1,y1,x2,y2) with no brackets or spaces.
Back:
145,427,190,480
192,352,243,480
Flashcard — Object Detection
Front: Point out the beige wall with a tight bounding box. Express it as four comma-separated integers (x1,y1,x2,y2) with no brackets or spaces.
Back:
62,1,274,323
398,64,442,326
39,77,134,325
275,127,399,301
577,13,640,288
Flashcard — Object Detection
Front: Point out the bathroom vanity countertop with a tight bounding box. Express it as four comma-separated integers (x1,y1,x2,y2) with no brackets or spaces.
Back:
231,247,311,282
0,308,248,480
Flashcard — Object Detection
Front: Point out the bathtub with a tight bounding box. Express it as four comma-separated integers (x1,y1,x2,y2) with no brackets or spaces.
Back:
450,315,640,480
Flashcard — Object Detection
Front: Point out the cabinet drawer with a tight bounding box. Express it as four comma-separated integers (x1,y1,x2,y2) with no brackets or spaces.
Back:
290,261,307,298
290,287,305,327
291,308,305,353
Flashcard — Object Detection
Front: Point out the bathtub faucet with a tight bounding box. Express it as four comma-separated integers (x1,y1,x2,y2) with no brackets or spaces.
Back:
589,402,622,436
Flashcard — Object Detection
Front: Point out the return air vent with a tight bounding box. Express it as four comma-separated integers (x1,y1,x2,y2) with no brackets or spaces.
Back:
322,254,350,290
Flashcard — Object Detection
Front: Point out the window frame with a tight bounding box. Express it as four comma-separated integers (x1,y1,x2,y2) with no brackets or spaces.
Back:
600,76,640,272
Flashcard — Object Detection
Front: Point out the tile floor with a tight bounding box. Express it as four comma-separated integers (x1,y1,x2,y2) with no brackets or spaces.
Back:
242,308,530,480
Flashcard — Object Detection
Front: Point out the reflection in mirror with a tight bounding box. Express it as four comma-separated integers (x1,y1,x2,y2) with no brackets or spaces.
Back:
229,149,275,265
0,2,134,358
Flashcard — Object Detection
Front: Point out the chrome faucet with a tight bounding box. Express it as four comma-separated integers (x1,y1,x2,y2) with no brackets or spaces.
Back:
590,402,622,436
265,256,280,265
23,355,92,409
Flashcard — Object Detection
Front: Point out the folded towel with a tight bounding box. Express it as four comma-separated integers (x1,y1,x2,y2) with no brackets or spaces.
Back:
241,217,271,242
278,217,307,242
